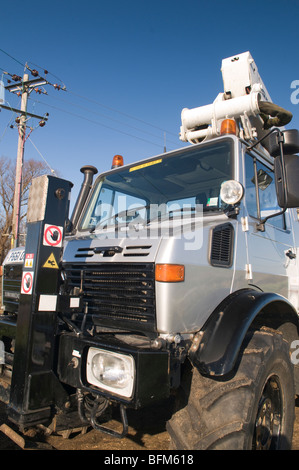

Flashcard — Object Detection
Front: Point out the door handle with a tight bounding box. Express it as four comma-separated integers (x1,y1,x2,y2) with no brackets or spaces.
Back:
286,250,296,260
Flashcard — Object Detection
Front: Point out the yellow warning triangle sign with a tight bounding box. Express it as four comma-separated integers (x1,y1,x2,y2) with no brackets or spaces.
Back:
43,253,59,269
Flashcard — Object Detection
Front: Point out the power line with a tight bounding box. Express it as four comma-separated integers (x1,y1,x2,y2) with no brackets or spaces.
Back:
0,48,178,138
32,94,179,148
33,99,176,150
67,89,178,137
0,48,25,68
27,137,57,175
0,49,176,151
0,113,15,142
26,60,66,90
0,48,180,147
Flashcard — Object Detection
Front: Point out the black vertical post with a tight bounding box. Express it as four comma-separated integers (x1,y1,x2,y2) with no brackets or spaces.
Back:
8,175,72,427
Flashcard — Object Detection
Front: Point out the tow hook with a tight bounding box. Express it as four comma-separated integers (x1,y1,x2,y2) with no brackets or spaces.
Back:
77,389,128,438
91,401,128,438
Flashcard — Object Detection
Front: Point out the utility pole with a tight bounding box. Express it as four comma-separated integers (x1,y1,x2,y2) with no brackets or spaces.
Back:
11,73,29,248
2,72,50,248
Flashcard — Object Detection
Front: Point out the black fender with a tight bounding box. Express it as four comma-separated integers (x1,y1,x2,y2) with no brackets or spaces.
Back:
189,288,299,377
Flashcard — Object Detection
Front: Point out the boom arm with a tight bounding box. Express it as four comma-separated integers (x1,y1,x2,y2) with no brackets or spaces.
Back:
180,52,292,145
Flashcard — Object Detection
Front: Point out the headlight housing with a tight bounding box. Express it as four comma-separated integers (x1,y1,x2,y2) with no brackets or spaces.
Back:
220,180,244,205
86,347,135,398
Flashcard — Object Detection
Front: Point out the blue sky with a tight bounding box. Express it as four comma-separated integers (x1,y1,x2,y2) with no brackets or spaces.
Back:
0,0,299,205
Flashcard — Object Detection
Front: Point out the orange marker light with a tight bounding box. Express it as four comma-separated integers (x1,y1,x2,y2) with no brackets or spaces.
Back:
111,155,124,168
220,119,237,135
155,264,185,282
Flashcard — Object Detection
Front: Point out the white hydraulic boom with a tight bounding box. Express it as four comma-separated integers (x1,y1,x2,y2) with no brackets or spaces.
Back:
180,51,292,145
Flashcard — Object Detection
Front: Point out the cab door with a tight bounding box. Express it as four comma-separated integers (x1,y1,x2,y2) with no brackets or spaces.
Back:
243,150,298,305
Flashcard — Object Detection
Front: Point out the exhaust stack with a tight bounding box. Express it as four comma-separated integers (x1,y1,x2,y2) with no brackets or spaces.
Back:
69,165,98,232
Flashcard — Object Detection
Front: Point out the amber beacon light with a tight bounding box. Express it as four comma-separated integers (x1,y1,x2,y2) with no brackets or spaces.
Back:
155,264,185,282
220,118,237,135
111,155,124,168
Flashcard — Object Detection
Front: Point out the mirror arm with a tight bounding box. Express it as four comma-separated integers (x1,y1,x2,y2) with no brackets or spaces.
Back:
256,207,286,232
247,127,282,151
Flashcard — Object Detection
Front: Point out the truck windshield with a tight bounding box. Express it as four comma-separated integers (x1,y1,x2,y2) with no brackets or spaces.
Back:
81,139,233,231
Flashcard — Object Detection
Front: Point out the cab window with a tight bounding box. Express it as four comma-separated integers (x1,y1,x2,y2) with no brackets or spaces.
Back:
245,153,285,229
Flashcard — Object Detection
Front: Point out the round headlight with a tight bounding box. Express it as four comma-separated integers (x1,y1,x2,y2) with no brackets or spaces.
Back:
220,180,244,205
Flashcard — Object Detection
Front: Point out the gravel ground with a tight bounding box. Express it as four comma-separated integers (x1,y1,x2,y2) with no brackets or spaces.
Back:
0,397,299,451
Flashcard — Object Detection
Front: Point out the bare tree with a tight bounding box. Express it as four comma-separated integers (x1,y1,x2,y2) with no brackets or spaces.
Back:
0,156,52,264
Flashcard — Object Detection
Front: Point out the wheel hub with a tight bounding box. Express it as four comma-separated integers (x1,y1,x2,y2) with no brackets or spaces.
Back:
254,376,282,450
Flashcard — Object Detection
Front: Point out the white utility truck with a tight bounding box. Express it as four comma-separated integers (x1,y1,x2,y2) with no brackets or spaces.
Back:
1,52,299,450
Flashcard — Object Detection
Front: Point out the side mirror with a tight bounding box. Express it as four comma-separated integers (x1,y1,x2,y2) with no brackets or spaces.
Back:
275,153,299,208
264,129,299,157
248,128,299,230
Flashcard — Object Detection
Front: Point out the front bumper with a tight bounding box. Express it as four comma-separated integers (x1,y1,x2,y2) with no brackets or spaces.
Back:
57,333,170,408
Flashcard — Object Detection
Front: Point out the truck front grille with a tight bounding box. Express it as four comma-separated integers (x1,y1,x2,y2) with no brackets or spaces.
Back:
2,265,23,314
63,262,156,332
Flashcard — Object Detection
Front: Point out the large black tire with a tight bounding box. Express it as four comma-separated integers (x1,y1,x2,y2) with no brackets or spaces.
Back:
167,328,295,450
